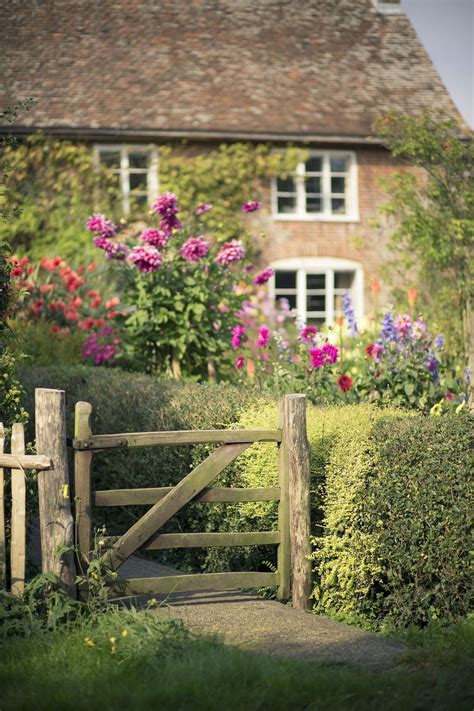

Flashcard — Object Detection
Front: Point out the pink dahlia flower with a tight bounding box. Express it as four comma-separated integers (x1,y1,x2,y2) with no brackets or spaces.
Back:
309,343,339,369
299,326,318,343
140,228,170,249
253,267,273,285
231,325,245,350
152,192,180,217
235,355,245,370
242,201,261,213
86,214,116,238
257,325,270,348
128,245,162,273
180,236,209,263
195,203,213,215
216,240,245,266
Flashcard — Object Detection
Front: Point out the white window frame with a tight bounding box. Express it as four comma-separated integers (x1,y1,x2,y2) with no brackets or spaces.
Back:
269,256,364,326
94,144,159,214
271,150,359,222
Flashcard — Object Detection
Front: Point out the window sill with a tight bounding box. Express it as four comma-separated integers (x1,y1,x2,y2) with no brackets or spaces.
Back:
272,214,360,224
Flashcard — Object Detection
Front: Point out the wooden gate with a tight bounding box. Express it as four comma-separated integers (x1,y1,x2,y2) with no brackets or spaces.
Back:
72,394,312,605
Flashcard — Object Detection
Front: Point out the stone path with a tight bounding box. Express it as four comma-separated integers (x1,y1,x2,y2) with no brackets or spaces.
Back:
118,557,405,671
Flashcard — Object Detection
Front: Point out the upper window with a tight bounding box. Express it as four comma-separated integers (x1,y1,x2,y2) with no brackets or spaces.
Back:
270,257,364,327
273,151,358,221
95,144,159,214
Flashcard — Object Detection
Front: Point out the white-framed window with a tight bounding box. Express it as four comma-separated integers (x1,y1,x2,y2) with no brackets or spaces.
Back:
373,0,401,14
269,257,364,327
94,144,159,214
272,151,359,222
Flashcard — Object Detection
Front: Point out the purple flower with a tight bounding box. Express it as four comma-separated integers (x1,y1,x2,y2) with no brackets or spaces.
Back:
128,245,162,273
160,214,182,234
215,240,245,266
253,267,273,285
152,192,182,234
93,235,111,250
141,228,170,249
425,354,439,384
395,314,413,338
180,236,209,263
242,201,261,213
195,203,213,215
82,327,120,366
434,334,444,349
104,241,130,261
299,326,318,344
309,343,339,369
231,325,246,350
380,311,397,343
86,214,116,238
257,326,270,348
342,291,358,337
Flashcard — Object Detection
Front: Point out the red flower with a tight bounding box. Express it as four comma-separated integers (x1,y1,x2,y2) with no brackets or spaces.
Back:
337,374,353,392
40,284,54,294
106,296,120,309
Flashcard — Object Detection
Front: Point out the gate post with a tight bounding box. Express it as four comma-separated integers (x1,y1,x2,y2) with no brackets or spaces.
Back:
280,394,312,610
74,401,93,563
35,388,76,597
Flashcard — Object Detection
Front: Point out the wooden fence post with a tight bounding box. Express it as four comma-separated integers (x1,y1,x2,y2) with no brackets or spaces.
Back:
10,423,26,595
277,400,291,601
282,394,313,610
0,423,4,589
74,401,93,563
35,389,76,597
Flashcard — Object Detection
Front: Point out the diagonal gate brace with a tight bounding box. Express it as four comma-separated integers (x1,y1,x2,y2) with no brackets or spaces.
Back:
104,442,250,571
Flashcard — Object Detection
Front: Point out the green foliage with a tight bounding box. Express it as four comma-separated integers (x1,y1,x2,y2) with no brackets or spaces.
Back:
0,134,116,261
159,142,307,248
375,112,474,357
312,409,473,626
10,320,84,367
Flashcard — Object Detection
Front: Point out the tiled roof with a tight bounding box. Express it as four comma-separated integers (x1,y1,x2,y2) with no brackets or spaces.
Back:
0,0,468,139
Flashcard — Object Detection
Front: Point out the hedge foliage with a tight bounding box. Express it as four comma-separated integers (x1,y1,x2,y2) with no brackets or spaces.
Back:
228,403,473,626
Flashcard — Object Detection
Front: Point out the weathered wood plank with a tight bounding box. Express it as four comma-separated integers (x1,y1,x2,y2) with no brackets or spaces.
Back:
103,531,280,550
36,389,76,596
73,429,281,450
74,402,93,561
10,423,26,596
105,443,250,571
0,424,5,589
107,571,279,597
286,394,313,611
0,453,53,470
93,486,281,507
277,398,291,602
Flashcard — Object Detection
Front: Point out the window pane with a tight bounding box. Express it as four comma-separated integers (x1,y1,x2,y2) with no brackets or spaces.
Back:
307,317,324,327
331,197,346,214
306,196,322,213
277,176,296,192
130,173,147,191
129,151,149,169
305,176,321,193
306,157,322,173
306,273,325,289
307,294,326,312
277,195,296,213
330,157,348,172
277,294,297,309
275,271,296,289
99,149,121,168
331,176,346,193
130,194,149,210
334,271,354,289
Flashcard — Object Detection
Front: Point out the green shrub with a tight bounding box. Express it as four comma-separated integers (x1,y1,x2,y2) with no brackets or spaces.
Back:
19,365,268,570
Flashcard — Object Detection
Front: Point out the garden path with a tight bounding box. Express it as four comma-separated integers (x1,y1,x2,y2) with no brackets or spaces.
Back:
118,557,405,671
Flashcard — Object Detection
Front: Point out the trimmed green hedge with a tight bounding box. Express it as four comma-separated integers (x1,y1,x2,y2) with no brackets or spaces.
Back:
228,403,473,626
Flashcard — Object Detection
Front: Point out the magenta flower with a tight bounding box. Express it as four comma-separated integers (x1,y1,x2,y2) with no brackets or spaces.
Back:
152,192,182,234
257,326,270,348
86,214,116,238
104,241,129,261
309,343,339,369
216,240,245,266
231,325,245,350
235,355,245,370
395,314,413,337
93,235,111,250
299,326,318,343
128,245,162,273
180,236,209,263
141,228,170,249
195,203,213,215
253,267,273,285
242,201,261,213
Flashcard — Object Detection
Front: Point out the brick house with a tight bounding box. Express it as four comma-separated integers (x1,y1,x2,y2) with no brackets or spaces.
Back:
0,0,467,326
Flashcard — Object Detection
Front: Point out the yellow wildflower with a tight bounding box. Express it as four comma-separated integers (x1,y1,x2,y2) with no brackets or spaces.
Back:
84,637,95,647
121,630,129,638
456,401,466,414
147,598,158,607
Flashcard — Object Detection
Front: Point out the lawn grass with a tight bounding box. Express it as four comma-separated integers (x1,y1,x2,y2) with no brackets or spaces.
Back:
1,609,473,711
